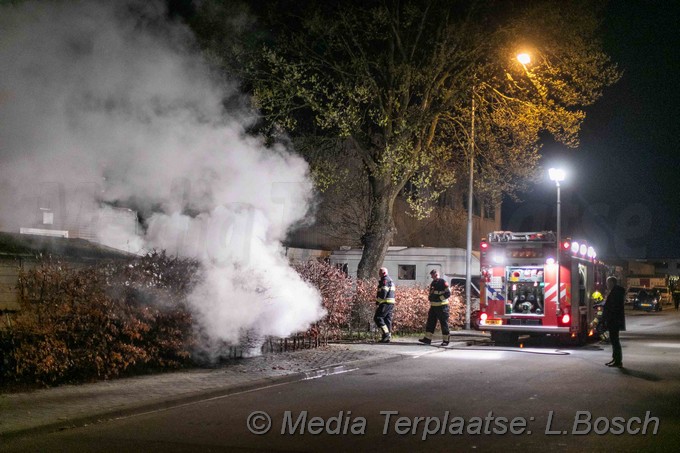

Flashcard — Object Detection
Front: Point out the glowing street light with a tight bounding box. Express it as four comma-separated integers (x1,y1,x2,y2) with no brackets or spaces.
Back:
549,167,566,311
549,167,566,183
517,53,531,65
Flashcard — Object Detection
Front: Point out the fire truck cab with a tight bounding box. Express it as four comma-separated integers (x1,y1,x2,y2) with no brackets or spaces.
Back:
479,231,606,344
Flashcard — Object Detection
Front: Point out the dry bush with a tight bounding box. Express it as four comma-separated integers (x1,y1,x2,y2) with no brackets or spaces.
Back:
0,254,468,387
3,252,198,386
293,260,466,339
293,259,353,342
389,284,430,333
447,287,467,330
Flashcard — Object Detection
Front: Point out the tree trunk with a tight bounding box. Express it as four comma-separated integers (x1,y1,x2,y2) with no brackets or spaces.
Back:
356,176,398,280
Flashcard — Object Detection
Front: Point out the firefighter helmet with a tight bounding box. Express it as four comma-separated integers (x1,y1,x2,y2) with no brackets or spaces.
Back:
592,290,603,302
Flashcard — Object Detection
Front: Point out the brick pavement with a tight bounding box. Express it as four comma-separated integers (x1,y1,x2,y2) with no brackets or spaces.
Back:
0,333,488,439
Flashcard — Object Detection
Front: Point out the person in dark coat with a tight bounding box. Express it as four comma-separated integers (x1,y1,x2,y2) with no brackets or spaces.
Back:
603,276,626,367
374,267,396,343
418,269,452,346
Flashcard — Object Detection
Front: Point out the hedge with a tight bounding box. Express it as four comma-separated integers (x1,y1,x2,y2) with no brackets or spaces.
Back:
1,252,198,386
1,256,464,387
294,260,465,339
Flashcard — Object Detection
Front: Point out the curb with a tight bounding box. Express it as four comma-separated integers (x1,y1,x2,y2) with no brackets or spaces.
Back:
0,351,410,441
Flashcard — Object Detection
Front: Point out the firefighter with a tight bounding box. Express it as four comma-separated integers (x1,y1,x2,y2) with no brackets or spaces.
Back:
589,290,608,342
374,267,396,343
418,269,452,346
592,290,604,303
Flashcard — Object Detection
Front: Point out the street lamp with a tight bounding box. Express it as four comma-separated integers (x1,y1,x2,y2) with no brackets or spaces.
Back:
517,53,531,65
464,52,531,330
548,167,566,312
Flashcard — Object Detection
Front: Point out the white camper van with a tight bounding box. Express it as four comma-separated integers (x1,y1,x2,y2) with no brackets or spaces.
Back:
330,246,480,294
330,246,481,311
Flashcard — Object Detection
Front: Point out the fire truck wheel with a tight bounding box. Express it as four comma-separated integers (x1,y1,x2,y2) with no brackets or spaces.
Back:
470,310,481,330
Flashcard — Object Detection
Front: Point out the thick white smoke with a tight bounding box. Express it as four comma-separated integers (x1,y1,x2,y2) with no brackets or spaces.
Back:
0,0,325,352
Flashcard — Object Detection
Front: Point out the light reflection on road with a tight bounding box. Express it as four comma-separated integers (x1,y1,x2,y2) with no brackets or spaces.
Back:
645,342,680,349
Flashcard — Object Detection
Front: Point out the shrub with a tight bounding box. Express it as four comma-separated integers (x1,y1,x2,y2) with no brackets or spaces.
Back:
292,259,353,343
389,284,431,333
1,254,468,387
293,260,466,339
4,252,198,386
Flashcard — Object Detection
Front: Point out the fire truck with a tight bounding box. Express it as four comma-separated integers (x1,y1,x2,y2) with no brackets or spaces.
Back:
478,231,606,344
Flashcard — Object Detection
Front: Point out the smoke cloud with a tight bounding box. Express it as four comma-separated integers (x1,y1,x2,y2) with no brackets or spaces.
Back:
0,0,325,353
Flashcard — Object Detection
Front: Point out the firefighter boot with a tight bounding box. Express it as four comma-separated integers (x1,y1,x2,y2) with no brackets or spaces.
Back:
418,332,433,345
380,325,391,343
441,335,450,346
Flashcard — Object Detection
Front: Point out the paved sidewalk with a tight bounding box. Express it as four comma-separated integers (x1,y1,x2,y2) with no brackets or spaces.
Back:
0,332,489,439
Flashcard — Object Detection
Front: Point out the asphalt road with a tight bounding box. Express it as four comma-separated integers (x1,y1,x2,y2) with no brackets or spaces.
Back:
4,308,680,452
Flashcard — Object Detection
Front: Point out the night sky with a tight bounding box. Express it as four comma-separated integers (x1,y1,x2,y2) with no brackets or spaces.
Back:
502,1,680,260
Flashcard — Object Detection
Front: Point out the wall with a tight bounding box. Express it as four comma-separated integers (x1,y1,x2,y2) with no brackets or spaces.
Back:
627,260,655,276
0,259,23,312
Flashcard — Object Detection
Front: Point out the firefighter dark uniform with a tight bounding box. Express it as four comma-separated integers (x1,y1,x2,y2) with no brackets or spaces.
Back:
374,268,396,343
419,270,451,346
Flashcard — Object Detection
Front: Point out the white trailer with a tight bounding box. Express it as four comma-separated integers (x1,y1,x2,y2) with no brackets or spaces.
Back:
329,246,480,287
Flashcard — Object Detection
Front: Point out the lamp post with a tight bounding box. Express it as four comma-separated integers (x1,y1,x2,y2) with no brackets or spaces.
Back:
464,83,475,330
464,53,531,330
548,167,566,311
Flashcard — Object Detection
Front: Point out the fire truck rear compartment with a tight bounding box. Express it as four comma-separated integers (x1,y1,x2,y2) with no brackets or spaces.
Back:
506,267,546,314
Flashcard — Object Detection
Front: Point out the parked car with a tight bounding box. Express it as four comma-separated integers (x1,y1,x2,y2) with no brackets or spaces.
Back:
654,286,671,306
625,286,644,306
632,289,662,312
450,276,481,307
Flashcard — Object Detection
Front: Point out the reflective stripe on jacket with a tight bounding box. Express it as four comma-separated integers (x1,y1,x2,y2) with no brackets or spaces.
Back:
376,275,396,304
429,278,451,305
